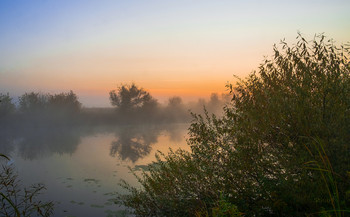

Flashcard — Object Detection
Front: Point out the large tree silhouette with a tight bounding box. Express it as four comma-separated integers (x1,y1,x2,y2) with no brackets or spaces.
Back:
109,83,158,122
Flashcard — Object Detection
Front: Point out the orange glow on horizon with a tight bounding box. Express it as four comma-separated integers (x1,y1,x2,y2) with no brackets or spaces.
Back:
110,80,227,95
147,80,229,99
72,79,232,106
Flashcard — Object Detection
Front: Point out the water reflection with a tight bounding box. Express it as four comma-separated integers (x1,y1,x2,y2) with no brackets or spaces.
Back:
0,123,188,217
16,128,82,160
110,125,161,162
0,123,186,162
163,124,187,143
0,125,84,160
0,128,16,155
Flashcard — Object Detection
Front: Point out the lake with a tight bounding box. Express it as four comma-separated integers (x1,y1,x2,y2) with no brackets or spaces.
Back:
0,123,190,217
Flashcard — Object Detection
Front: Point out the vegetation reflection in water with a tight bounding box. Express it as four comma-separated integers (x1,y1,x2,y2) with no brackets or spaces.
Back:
0,122,189,217
0,82,224,217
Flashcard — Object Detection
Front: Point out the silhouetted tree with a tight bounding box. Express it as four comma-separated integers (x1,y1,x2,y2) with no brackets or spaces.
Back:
207,93,220,114
48,90,81,113
164,96,189,122
109,83,159,122
18,92,49,114
15,91,83,126
0,93,15,119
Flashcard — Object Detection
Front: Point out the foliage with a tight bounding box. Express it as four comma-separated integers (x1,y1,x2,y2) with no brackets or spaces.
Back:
117,34,350,216
18,91,81,114
109,83,158,112
211,196,242,217
18,92,49,113
163,97,189,122
304,138,350,217
0,93,15,118
0,88,225,125
109,83,159,122
48,90,81,114
16,91,82,125
188,93,230,116
0,155,54,217
195,194,243,217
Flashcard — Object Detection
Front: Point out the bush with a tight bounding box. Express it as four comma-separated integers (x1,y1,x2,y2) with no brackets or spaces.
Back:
0,155,54,217
117,34,350,216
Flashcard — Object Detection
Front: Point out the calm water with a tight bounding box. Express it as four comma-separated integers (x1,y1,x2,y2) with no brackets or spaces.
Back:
1,123,190,217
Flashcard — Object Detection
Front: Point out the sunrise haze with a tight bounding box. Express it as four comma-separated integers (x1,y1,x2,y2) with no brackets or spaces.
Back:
1,0,349,106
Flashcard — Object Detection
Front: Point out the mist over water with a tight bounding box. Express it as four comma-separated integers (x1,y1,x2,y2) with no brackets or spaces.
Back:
1,120,190,216
0,88,227,216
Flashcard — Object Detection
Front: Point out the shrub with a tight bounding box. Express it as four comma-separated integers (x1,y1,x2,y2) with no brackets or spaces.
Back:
0,155,54,217
117,34,350,216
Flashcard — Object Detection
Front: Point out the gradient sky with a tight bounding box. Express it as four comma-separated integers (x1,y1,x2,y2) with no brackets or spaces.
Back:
1,0,349,106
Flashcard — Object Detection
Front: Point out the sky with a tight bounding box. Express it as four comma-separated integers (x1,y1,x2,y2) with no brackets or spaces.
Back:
1,0,349,107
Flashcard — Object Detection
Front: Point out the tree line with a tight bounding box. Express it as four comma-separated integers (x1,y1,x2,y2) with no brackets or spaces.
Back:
107,83,229,124
0,87,228,126
0,91,82,127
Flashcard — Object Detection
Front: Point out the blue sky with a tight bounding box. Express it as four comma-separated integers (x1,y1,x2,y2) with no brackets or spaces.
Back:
1,0,349,106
